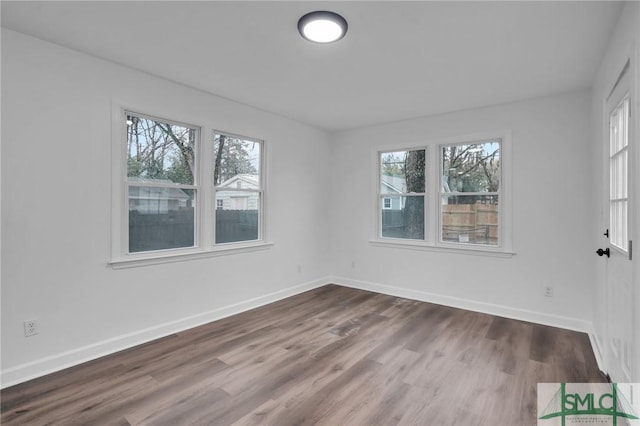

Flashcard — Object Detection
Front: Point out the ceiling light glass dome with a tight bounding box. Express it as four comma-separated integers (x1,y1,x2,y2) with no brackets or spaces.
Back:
298,11,348,43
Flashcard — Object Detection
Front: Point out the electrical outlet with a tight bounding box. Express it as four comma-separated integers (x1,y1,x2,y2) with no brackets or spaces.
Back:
544,287,554,298
24,319,39,337
351,261,356,269
297,264,302,273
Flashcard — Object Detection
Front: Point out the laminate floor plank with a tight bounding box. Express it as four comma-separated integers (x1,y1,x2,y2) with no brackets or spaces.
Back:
1,284,607,425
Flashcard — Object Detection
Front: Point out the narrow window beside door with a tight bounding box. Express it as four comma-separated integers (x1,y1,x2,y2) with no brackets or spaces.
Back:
609,96,630,252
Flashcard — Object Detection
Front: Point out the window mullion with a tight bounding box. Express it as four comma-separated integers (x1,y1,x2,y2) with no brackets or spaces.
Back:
427,147,438,245
199,126,213,249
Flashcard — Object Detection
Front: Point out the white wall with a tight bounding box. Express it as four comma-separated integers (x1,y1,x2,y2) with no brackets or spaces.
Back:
590,1,640,382
329,91,597,331
0,29,331,386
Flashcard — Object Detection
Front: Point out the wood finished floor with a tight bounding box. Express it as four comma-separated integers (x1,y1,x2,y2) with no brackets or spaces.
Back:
1,284,606,425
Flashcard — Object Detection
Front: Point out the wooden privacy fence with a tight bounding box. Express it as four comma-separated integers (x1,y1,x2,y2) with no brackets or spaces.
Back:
442,203,498,244
381,202,498,244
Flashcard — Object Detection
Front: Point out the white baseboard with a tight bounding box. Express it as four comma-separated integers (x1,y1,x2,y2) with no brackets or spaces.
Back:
0,277,331,389
587,327,607,375
330,276,594,333
2,276,604,388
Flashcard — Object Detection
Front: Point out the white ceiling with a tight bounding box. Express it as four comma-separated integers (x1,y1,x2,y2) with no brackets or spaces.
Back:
1,1,623,131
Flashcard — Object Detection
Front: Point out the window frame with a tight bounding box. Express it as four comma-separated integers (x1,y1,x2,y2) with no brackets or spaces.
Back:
608,95,630,254
378,148,427,241
438,139,502,249
110,105,271,269
212,130,265,246
372,131,513,257
123,111,200,255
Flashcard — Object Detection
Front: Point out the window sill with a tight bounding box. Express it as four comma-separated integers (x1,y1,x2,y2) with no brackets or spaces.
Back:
369,239,515,258
109,241,274,269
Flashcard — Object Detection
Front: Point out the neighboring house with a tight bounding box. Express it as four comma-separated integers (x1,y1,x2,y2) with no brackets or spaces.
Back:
216,174,259,211
380,175,452,210
128,178,191,214
380,175,405,210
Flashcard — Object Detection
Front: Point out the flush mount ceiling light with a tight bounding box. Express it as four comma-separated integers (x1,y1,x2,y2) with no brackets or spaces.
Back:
298,11,348,43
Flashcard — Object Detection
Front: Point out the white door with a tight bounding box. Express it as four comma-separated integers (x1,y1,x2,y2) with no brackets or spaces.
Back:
601,61,636,383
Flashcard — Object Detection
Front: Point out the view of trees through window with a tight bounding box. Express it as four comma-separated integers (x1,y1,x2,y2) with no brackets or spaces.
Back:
442,142,500,196
380,149,425,240
379,140,501,246
121,112,266,255
126,114,197,253
213,134,260,186
127,115,196,185
441,141,500,246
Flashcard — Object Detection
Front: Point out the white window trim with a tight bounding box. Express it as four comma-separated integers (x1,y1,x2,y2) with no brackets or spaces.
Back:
371,130,514,257
213,130,265,245
110,103,271,268
110,241,274,269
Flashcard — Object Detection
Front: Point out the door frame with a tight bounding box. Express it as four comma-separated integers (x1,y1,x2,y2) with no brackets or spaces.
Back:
634,40,640,384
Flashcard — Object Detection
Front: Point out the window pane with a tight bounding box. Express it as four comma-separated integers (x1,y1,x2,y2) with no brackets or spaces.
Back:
381,195,424,240
609,97,629,252
441,195,498,246
127,114,196,185
215,191,260,243
612,149,628,199
380,149,425,194
610,98,629,155
442,141,500,192
609,200,628,250
213,134,261,187
128,186,195,252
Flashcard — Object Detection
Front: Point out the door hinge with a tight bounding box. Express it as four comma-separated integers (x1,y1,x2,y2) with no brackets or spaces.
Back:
629,240,632,260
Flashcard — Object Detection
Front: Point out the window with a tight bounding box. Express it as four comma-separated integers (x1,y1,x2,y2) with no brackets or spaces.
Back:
126,113,197,253
213,132,263,244
379,149,425,239
441,141,500,246
609,96,630,252
112,109,267,265
376,134,510,254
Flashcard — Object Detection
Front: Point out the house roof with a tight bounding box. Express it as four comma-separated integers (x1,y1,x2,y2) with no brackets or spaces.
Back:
381,174,451,193
218,174,259,189
127,177,191,200
381,175,406,194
